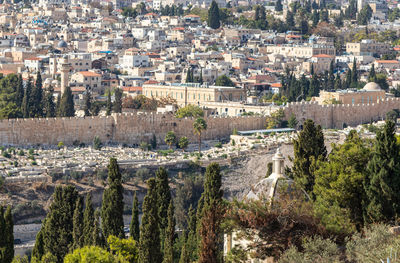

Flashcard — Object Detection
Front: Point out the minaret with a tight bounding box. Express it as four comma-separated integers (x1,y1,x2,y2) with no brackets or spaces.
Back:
270,147,285,179
60,56,71,95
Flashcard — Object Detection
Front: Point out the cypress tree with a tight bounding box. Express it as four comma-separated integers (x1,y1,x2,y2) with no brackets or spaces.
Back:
22,78,32,118
4,206,13,263
32,229,45,261
207,0,220,29
186,205,199,262
55,93,61,117
156,167,172,246
344,69,352,89
368,63,376,82
0,206,5,262
15,74,24,108
59,86,75,117
334,73,342,90
101,158,125,240
113,88,123,113
129,191,140,242
106,90,112,116
73,195,84,249
186,68,192,83
31,71,43,117
199,163,224,263
139,178,162,263
44,86,56,117
275,0,283,11
364,120,400,223
289,119,327,196
42,185,79,262
93,209,105,247
179,242,190,263
83,91,92,117
83,193,95,246
351,58,358,85
162,201,175,263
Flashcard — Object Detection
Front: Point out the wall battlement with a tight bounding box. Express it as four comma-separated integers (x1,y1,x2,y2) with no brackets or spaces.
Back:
285,98,400,129
0,113,267,146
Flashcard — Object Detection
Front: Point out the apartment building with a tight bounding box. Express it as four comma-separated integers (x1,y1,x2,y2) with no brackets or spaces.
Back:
346,39,391,56
265,44,336,58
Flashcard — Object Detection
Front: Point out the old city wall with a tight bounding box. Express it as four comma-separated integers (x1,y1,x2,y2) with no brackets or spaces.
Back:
0,113,267,146
284,98,400,129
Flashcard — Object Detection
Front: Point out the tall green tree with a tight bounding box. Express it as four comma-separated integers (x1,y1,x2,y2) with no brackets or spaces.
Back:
83,193,95,246
198,163,224,263
106,90,112,116
3,206,14,263
59,86,75,117
351,58,358,85
193,118,207,154
207,0,221,29
44,86,56,117
31,71,43,117
83,91,92,117
41,185,79,262
289,119,327,196
162,201,175,263
314,131,372,233
22,77,32,118
368,63,376,82
32,229,45,261
364,120,400,223
130,191,140,242
93,209,105,247
275,0,283,11
101,158,125,240
113,88,123,113
156,167,172,247
73,195,84,249
15,74,24,108
139,178,162,263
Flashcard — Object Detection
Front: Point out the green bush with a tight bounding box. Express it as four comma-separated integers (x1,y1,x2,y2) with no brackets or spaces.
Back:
140,142,150,151
2,151,11,158
31,161,37,165
215,142,222,148
93,136,102,150
18,149,24,156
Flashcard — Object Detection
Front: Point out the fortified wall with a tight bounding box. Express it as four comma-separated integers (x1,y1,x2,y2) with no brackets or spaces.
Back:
0,113,267,146
284,98,400,129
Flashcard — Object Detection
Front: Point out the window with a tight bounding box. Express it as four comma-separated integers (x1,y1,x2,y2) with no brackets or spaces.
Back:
181,92,183,99
362,96,364,104
352,98,355,104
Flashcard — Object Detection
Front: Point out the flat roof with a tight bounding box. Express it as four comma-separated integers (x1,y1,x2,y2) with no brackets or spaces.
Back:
238,128,295,135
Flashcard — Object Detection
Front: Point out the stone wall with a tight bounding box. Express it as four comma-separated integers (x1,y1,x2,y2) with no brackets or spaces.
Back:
0,113,267,146
284,98,400,129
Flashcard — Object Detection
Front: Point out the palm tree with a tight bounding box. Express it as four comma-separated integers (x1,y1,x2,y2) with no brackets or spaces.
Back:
193,118,207,154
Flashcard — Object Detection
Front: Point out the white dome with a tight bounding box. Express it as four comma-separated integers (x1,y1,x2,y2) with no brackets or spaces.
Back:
363,82,381,91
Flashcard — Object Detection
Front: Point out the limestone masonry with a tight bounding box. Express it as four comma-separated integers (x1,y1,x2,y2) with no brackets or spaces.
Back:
0,113,267,146
285,98,400,129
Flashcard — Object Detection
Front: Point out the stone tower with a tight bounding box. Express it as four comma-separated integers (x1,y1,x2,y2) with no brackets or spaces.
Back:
60,56,71,95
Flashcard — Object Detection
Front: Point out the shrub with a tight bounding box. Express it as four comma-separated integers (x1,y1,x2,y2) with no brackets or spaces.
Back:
221,153,228,159
72,140,80,147
215,142,222,148
28,148,34,155
2,151,11,158
58,141,65,149
18,150,24,156
140,142,150,151
31,161,37,165
232,128,238,135
232,139,236,146
93,136,102,150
